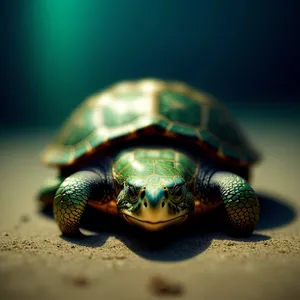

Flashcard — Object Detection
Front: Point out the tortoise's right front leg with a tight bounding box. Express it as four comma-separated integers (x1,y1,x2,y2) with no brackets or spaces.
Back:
54,168,115,237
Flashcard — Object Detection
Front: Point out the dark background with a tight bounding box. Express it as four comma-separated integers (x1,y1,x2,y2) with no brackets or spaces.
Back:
1,0,299,128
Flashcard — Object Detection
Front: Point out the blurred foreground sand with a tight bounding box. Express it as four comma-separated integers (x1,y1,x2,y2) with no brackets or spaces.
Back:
0,115,299,300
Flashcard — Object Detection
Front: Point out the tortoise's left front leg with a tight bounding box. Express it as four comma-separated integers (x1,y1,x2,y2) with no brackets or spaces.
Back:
54,167,115,237
195,167,260,237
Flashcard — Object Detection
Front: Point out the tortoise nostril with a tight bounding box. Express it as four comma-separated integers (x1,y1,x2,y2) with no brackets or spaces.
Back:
140,190,146,200
144,201,148,208
164,190,169,200
161,201,165,208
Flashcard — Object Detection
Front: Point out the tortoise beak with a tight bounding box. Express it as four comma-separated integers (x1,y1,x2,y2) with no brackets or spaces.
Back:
122,213,188,231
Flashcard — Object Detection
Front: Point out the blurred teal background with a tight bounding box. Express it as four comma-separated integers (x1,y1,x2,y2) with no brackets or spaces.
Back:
1,0,299,128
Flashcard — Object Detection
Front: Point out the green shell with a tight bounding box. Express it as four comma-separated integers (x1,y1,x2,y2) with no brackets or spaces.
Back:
42,79,260,166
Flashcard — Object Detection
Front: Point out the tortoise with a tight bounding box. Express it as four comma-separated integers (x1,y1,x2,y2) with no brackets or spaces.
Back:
38,78,260,237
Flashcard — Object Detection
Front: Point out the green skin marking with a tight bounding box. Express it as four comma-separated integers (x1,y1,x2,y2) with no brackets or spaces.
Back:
39,148,259,237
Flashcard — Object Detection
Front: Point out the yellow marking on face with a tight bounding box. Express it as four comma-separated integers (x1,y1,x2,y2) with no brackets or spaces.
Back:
123,214,188,231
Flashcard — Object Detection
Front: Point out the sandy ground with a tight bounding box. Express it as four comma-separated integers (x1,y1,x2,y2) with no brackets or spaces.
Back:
0,115,299,300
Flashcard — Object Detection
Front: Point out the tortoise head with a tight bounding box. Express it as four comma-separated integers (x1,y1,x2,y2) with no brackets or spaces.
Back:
116,172,194,231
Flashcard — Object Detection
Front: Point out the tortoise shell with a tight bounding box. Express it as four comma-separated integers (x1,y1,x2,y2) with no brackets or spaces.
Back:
41,79,260,167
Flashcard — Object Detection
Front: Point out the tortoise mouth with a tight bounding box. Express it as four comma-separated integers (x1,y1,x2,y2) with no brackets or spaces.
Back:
121,213,188,231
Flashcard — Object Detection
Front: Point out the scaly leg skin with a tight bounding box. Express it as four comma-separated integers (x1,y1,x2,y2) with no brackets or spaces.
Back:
195,168,260,237
53,168,115,237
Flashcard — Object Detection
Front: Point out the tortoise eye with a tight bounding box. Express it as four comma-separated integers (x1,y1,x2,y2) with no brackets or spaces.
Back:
172,185,185,203
174,185,183,196
126,185,136,198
